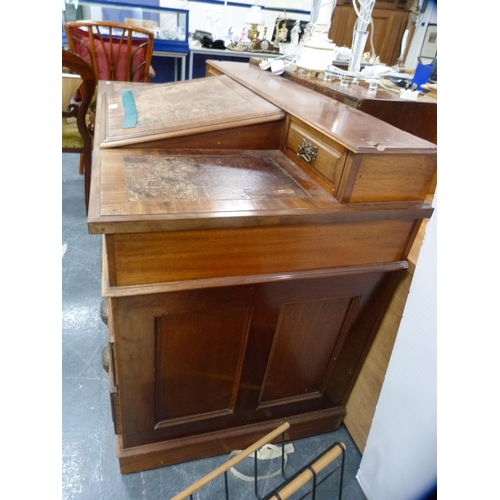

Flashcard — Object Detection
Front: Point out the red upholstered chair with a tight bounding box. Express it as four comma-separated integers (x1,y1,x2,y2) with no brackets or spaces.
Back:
62,50,96,214
64,21,155,84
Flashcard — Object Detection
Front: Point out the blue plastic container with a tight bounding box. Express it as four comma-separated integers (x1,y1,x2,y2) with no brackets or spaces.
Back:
411,62,433,90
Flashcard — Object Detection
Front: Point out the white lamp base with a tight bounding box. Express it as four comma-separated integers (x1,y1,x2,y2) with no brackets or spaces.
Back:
298,37,337,73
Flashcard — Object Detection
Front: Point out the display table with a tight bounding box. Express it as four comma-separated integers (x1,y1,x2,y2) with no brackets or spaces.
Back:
151,49,188,81
188,45,281,80
88,66,436,473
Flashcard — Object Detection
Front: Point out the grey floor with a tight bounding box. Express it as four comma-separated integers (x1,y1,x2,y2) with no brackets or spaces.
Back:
62,153,368,500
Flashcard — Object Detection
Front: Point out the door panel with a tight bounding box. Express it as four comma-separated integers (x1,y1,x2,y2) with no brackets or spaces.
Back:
154,307,252,427
259,297,352,404
329,6,410,65
113,263,405,449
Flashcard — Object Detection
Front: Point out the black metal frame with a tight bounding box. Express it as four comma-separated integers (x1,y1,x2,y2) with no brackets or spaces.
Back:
259,440,345,500
187,430,346,500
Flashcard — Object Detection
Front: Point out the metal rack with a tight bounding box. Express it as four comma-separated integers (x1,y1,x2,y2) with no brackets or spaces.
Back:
170,422,346,500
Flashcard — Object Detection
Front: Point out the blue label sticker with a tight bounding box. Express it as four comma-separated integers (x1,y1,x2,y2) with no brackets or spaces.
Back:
121,91,138,129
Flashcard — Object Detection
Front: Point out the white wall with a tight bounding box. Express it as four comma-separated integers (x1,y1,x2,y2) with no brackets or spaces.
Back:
405,0,437,68
159,1,312,40
356,192,437,500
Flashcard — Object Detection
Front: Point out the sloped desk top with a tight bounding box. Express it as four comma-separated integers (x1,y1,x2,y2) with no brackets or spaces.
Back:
100,75,284,148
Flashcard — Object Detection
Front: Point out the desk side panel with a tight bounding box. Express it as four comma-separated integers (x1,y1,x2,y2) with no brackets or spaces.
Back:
338,152,437,203
110,220,415,286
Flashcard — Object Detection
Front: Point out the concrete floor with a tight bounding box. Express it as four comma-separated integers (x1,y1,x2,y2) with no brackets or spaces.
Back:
62,153,368,500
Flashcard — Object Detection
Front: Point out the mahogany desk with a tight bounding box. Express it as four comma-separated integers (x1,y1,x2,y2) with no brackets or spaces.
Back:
188,45,281,80
88,68,436,473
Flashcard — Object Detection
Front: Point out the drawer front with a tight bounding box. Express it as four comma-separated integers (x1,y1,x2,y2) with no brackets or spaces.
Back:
286,119,347,195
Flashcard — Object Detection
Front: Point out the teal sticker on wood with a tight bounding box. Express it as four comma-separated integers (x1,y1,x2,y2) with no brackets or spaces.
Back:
121,91,138,129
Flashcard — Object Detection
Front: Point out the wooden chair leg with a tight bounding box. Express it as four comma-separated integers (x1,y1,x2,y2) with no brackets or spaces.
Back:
79,154,84,175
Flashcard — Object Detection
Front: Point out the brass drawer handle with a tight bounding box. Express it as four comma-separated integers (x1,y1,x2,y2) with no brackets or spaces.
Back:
297,139,318,163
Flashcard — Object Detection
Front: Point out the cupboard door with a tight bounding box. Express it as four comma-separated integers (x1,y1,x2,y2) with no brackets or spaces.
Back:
372,1,414,9
329,6,410,66
154,307,252,423
332,1,413,10
112,263,405,450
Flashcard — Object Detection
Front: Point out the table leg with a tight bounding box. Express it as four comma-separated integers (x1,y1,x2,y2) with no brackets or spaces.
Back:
188,52,194,80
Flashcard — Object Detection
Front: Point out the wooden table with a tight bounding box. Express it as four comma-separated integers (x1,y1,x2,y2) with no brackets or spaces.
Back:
88,66,436,473
188,45,281,80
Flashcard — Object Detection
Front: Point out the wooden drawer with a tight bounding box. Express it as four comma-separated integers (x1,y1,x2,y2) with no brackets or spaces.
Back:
284,118,347,196
284,117,436,203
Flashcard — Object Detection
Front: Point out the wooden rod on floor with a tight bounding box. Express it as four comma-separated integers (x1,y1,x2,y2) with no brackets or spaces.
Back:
170,422,291,500
267,442,346,500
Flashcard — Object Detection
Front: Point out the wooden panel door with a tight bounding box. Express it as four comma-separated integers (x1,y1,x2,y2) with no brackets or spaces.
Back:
154,307,251,424
112,262,406,453
334,1,413,11
370,0,414,9
370,9,409,65
329,5,410,65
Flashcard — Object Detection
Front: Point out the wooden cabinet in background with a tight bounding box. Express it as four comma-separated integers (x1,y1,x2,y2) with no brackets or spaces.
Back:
329,0,414,66
334,0,413,7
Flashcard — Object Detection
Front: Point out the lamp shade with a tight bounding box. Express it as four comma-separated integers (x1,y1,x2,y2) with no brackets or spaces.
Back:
246,5,265,25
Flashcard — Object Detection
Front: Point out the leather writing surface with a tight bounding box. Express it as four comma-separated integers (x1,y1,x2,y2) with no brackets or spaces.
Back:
98,149,334,218
122,154,310,202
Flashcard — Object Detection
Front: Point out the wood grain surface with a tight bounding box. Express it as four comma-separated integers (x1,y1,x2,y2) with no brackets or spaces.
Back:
202,61,437,154
100,75,285,148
